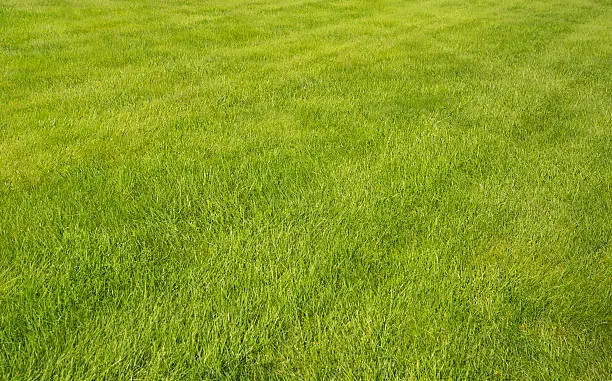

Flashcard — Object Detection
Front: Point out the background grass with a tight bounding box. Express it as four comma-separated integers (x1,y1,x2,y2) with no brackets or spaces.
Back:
1,0,611,378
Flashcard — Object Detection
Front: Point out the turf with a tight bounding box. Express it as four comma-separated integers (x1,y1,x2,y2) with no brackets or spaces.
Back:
1,0,611,379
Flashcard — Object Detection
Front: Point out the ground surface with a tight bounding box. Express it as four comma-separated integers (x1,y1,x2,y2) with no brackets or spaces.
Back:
1,0,611,379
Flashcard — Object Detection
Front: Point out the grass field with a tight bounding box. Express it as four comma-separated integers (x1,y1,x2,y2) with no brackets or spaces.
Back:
1,0,611,378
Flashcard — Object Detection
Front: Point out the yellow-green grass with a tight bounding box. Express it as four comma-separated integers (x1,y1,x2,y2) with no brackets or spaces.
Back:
1,0,610,378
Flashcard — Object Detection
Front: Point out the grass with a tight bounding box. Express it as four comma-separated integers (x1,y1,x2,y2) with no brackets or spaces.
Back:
1,0,611,378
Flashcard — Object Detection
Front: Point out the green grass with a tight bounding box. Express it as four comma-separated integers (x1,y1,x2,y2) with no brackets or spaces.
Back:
1,0,611,378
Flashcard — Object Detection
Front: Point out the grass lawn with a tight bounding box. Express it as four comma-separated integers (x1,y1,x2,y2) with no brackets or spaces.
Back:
1,0,611,378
